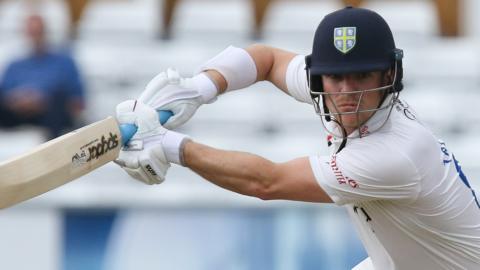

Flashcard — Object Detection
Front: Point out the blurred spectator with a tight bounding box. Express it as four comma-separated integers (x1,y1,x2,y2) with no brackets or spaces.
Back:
0,14,85,139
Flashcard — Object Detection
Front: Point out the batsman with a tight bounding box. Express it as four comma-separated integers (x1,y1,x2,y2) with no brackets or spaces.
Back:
114,7,480,270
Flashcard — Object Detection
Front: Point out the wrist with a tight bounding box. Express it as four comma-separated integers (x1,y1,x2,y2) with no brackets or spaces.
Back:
190,73,218,104
162,131,190,165
203,70,228,94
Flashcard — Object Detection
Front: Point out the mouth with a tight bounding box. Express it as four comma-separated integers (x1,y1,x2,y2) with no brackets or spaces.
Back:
336,103,359,112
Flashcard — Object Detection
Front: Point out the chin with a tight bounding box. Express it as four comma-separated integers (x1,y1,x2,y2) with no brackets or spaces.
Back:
338,115,366,129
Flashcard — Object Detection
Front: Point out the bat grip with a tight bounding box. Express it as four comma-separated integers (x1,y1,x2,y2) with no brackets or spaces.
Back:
119,110,173,145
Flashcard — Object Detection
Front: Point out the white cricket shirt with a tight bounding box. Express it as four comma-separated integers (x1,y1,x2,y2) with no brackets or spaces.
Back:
286,55,480,270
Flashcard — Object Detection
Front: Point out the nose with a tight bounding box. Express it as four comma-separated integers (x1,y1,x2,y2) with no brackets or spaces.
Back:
339,76,358,93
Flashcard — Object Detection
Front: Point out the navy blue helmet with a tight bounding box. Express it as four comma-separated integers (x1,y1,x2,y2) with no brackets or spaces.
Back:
305,7,404,136
306,6,403,93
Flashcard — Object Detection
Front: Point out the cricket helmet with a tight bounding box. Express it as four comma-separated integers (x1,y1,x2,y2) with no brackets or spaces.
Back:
305,7,404,137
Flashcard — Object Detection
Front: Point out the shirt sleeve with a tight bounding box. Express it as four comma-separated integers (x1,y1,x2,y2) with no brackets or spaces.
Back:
285,55,312,104
309,143,421,205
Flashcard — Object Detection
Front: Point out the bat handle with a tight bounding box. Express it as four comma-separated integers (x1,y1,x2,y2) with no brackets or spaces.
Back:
119,110,174,145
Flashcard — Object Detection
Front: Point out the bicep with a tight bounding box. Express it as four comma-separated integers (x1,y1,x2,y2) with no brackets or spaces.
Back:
245,44,297,93
270,157,333,203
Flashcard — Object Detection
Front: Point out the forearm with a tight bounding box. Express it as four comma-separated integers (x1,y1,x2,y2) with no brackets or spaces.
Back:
183,140,277,200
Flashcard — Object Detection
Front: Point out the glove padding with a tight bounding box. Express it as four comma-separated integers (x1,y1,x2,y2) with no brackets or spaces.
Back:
114,100,171,185
138,68,217,129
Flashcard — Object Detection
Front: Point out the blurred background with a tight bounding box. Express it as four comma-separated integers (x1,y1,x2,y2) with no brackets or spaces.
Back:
0,0,479,269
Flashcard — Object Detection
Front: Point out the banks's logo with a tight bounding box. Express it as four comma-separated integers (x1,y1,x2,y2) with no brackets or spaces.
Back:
330,155,359,188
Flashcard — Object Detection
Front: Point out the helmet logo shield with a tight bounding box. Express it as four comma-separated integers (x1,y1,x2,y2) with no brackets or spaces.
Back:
334,27,356,54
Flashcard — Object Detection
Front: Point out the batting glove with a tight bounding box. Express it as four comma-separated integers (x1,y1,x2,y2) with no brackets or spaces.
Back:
138,68,218,129
114,100,189,185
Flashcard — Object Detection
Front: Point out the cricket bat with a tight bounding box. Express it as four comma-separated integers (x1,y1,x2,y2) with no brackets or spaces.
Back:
0,111,172,209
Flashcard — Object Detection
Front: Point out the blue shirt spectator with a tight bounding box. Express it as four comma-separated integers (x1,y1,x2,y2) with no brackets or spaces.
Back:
1,51,84,104
0,14,85,139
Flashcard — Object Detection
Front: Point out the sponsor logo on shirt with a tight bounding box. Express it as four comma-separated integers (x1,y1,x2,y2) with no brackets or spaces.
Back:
330,155,359,188
395,100,416,120
438,140,452,164
327,135,333,147
360,125,370,137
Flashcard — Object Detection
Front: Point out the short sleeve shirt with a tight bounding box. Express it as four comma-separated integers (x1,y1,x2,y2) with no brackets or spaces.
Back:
285,55,480,270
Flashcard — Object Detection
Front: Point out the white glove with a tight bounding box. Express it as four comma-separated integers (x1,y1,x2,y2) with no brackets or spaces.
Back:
114,100,189,185
138,68,218,129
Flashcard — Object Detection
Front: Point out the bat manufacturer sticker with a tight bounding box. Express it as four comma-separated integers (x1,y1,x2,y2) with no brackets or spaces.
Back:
71,149,90,167
71,132,119,167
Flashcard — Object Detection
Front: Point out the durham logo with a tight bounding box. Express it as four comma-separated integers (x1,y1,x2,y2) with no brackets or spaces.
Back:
72,132,119,166
334,27,356,54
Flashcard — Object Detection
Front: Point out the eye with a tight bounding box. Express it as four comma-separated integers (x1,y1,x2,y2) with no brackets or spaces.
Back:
354,72,373,80
325,74,343,81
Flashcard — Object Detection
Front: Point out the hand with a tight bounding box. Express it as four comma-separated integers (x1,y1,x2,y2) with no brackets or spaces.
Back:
114,100,188,185
138,68,217,129
6,88,46,116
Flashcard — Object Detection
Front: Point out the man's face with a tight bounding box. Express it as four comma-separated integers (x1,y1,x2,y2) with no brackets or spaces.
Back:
322,71,391,133
25,15,45,50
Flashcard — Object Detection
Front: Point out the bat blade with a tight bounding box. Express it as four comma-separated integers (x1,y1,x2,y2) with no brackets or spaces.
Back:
0,117,122,208
0,110,172,209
